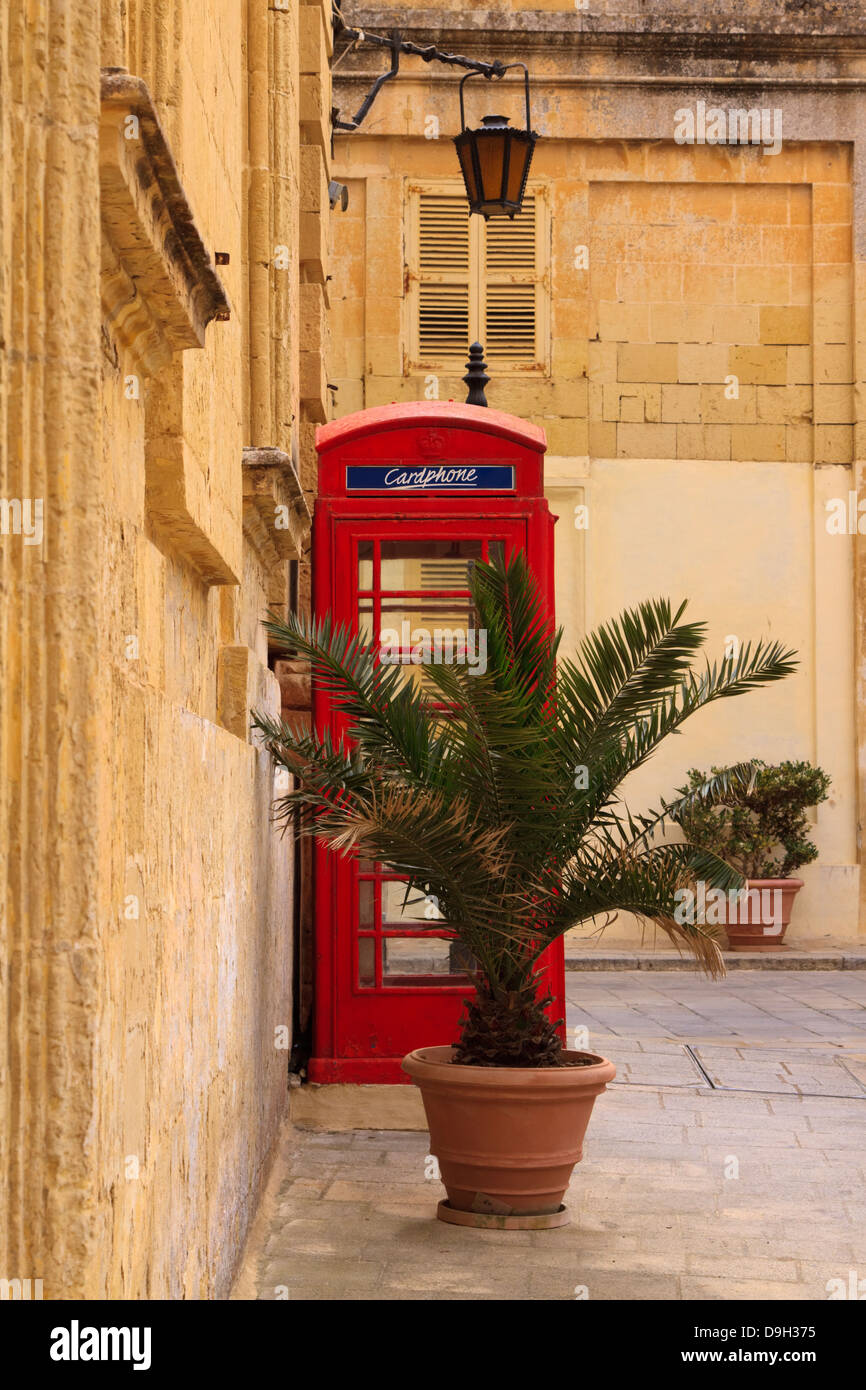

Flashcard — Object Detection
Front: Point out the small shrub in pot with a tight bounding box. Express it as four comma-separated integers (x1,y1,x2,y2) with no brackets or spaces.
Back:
674,760,830,950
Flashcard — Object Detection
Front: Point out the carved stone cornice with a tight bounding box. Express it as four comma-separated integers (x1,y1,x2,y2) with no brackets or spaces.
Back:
242,447,312,569
335,7,866,74
99,68,230,375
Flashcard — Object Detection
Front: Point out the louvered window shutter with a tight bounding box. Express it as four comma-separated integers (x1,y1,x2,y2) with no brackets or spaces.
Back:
483,194,538,361
416,193,472,361
409,185,545,369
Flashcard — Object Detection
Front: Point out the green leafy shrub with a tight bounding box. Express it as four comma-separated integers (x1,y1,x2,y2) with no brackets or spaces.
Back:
674,760,830,879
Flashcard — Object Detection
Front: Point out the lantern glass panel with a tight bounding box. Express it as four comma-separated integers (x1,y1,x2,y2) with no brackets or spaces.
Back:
505,134,533,204
477,133,506,206
456,139,479,204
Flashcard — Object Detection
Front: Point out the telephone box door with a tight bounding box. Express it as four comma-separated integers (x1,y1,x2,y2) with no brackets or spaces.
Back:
334,519,528,1074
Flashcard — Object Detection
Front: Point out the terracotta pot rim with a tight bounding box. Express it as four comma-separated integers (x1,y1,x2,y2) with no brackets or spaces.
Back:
741,877,804,888
402,1044,616,1089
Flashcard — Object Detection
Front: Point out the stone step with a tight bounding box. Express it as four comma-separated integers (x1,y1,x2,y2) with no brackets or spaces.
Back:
565,948,866,971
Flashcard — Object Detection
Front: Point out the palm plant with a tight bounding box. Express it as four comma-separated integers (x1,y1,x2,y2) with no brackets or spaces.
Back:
253,551,797,1068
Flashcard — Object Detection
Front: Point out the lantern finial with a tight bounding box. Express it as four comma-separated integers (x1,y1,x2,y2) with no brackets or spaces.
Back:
464,343,490,407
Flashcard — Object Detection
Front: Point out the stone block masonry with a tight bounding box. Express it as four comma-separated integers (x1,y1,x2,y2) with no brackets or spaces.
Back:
1,0,327,1298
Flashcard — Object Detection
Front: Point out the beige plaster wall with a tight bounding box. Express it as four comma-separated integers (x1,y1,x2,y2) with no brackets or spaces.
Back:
547,453,858,946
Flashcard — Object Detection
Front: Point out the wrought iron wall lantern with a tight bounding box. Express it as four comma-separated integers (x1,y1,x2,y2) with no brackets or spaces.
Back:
454,66,537,219
331,5,538,218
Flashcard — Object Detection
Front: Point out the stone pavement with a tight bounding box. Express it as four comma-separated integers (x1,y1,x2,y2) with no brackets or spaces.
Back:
564,943,866,971
565,968,866,1047
231,971,866,1301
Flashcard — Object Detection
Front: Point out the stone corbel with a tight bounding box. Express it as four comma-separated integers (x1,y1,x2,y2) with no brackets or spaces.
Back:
242,447,312,570
99,68,230,375
218,645,281,742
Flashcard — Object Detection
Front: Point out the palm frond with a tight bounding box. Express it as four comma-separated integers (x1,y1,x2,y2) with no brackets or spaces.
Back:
253,550,799,997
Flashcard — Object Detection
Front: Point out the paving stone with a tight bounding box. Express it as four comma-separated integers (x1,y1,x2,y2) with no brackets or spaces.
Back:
350,1130,426,1148
694,1126,801,1150
661,1093,774,1115
302,1133,355,1148
260,1256,386,1289
264,1226,368,1259
683,1252,801,1281
286,1161,346,1181
838,1057,866,1090
679,1277,818,1301
755,1239,860,1264
380,1264,506,1295
693,1046,866,1097
797,1261,866,1295
768,1093,865,1115
595,1115,691,1138
319,1180,379,1204
280,1177,330,1197
792,1129,866,1150
529,1269,681,1300
609,1051,705,1087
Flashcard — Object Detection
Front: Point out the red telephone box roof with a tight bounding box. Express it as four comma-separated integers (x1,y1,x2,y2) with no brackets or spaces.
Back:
316,402,546,456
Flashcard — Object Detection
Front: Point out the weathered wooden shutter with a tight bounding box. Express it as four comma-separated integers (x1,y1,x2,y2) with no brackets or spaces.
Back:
483,193,538,362
416,193,472,360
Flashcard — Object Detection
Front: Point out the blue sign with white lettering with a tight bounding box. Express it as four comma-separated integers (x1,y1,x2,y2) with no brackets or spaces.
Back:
346,464,515,492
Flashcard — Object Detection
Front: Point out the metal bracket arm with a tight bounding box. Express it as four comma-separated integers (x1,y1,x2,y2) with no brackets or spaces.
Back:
331,5,507,133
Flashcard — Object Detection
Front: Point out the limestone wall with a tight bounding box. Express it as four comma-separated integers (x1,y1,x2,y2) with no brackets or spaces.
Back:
1,0,329,1299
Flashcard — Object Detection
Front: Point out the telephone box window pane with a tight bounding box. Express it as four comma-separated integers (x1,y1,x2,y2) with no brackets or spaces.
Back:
357,600,374,644
358,878,375,929
378,604,480,674
358,542,374,591
384,662,442,696
380,540,482,592
379,601,477,631
383,937,459,982
381,879,443,925
488,540,505,566
358,938,376,988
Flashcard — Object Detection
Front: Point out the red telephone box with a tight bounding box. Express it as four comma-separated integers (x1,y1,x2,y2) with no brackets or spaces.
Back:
310,401,565,1083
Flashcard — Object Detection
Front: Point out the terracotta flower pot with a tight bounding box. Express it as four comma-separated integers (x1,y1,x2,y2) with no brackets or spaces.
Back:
721,877,804,952
401,1045,615,1229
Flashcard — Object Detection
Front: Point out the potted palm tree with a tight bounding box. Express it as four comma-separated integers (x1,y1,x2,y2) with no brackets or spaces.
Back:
253,552,796,1229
